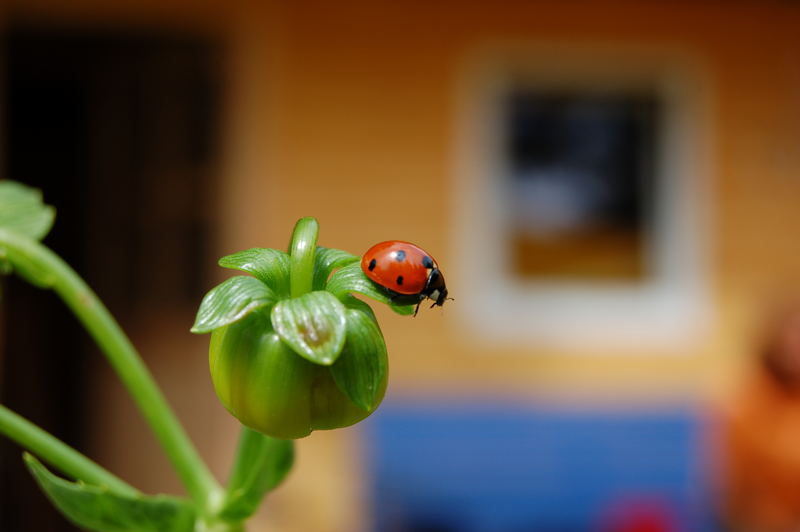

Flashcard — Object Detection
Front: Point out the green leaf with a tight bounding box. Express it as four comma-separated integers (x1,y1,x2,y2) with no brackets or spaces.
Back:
24,453,195,532
218,248,291,297
0,181,56,241
330,309,388,411
271,291,347,365
0,181,57,284
325,263,415,316
192,276,277,334
220,428,294,521
313,247,359,291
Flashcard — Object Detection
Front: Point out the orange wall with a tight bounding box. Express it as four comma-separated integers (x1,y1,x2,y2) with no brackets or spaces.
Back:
222,0,800,405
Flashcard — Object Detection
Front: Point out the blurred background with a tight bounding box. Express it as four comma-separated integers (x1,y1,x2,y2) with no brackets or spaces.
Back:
2,1,800,531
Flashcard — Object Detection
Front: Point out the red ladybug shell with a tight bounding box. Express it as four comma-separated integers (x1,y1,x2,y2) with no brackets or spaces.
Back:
361,241,438,295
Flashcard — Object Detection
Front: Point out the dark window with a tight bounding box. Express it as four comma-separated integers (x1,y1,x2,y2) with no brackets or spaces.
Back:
505,89,659,281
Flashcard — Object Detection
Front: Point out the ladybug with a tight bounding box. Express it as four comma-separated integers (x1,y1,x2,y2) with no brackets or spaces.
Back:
361,241,450,315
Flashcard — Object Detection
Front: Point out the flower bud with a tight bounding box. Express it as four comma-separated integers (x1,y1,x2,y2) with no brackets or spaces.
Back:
192,231,400,440
209,310,386,439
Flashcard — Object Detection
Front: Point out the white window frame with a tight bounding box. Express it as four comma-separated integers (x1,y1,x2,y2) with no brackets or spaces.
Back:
450,44,713,353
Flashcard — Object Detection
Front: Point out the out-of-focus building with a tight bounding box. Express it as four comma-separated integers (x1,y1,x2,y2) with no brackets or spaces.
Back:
2,1,800,530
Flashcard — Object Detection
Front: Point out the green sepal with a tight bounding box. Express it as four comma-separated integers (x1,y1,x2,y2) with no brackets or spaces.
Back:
307,363,386,431
220,429,294,521
341,294,377,323
271,291,347,365
192,276,277,334
325,263,415,315
0,181,56,241
330,309,388,411
24,453,195,532
313,247,359,290
288,217,319,299
218,248,291,298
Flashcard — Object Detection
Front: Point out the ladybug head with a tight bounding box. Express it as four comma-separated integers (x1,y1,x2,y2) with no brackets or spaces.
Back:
424,268,449,308
432,286,449,308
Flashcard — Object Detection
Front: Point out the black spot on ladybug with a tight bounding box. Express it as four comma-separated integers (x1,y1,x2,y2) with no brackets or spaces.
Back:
396,275,404,286
394,250,406,262
368,259,377,271
422,256,433,268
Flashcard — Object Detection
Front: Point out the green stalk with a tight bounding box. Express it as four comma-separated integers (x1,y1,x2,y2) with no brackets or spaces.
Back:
0,404,138,496
0,229,221,512
289,217,319,298
224,428,270,498
222,427,293,511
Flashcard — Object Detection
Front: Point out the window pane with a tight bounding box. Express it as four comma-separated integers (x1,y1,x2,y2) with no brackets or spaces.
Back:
506,90,659,281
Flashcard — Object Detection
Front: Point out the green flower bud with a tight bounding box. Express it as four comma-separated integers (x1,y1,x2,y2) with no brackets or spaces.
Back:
192,218,407,439
209,309,386,439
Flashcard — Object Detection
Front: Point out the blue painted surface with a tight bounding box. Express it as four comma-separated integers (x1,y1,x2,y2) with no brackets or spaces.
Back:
363,402,716,532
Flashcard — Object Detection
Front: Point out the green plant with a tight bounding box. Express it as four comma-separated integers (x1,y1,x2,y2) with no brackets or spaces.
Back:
0,181,408,531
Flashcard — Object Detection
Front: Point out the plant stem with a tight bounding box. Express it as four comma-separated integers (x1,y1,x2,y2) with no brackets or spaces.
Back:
225,427,269,497
222,426,294,515
0,229,221,512
289,217,319,298
0,404,138,496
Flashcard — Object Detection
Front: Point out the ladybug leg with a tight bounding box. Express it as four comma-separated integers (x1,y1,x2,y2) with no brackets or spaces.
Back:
389,291,424,316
